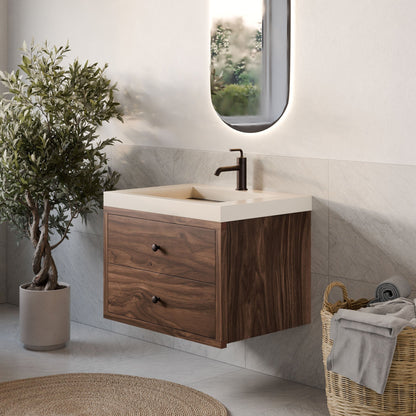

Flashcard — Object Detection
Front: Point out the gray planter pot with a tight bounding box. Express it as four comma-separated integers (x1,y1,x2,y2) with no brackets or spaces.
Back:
19,283,70,350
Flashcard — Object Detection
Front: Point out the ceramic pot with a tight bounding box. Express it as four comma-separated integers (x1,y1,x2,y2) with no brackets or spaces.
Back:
19,283,70,350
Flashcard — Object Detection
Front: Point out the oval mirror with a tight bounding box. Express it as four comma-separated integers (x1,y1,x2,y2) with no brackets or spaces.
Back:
210,0,290,133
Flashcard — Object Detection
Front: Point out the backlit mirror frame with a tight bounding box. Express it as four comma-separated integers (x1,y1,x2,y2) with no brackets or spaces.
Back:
210,0,290,133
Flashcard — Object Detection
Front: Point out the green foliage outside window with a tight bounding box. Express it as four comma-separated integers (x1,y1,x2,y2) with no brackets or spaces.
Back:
211,18,262,116
212,84,260,117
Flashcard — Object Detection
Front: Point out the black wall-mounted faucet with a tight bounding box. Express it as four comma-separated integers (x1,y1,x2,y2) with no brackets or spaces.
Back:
214,148,247,191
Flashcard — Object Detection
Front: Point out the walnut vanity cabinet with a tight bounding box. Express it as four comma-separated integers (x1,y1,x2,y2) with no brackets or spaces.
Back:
104,207,311,348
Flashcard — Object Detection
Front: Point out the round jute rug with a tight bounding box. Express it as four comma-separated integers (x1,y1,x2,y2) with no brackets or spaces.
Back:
0,373,228,416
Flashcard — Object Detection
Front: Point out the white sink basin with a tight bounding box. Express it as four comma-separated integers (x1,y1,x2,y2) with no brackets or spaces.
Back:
104,184,312,222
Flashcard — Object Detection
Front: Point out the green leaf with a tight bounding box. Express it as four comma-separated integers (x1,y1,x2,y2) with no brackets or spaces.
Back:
0,40,123,286
22,55,30,67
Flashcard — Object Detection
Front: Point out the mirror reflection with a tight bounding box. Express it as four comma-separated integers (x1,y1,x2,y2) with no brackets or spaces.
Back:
211,1,263,117
210,0,290,133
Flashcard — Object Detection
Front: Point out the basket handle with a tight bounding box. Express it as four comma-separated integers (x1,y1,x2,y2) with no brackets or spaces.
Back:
322,281,350,312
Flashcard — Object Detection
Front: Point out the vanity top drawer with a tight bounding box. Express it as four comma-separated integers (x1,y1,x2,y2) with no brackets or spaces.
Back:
107,214,216,284
106,264,216,339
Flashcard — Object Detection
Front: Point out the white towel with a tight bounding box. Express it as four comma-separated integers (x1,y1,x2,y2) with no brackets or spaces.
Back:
327,298,416,394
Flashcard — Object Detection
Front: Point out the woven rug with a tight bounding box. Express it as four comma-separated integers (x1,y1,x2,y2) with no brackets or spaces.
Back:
0,373,228,415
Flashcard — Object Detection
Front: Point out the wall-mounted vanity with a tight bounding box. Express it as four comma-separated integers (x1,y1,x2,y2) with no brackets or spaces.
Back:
103,184,311,348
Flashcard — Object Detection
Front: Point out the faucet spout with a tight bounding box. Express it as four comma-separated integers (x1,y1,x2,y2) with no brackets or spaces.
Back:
214,165,239,176
214,149,248,190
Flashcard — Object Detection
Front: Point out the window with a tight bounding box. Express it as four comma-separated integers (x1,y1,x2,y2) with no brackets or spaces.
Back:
210,0,290,133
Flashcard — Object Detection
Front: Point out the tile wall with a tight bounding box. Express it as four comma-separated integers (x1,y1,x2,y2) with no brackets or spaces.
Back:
7,146,414,389
0,224,6,303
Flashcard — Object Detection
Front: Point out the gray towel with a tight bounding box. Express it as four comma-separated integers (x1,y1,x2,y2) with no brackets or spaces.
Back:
364,297,416,321
373,275,412,303
327,299,416,394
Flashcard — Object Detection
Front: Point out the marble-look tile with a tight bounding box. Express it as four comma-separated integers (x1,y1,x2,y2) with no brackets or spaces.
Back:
0,242,6,303
6,230,33,305
61,322,172,360
245,273,328,389
103,348,240,385
0,226,5,302
0,307,210,385
59,331,231,384
329,161,416,284
52,231,112,331
108,319,177,350
169,148,236,188
108,145,237,190
326,276,376,305
189,369,329,416
0,223,6,243
0,307,209,383
248,154,328,199
106,145,177,190
173,336,246,368
0,304,20,340
71,210,104,237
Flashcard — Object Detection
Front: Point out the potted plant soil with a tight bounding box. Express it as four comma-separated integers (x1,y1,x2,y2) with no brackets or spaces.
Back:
0,42,122,350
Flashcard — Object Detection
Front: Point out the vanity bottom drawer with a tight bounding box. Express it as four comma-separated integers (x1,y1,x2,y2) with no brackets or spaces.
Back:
106,264,216,339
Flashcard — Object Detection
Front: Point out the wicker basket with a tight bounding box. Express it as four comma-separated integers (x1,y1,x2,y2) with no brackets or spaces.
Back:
321,281,416,416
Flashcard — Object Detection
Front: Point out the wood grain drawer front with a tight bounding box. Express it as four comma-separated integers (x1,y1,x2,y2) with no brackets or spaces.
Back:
106,264,216,339
107,214,216,284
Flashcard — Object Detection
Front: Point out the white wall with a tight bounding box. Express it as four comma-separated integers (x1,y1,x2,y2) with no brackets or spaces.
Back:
7,0,416,165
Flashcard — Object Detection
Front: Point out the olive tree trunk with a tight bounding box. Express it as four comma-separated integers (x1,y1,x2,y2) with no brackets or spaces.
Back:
25,192,58,290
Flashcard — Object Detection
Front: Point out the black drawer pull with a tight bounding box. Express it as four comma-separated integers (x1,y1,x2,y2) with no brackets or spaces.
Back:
151,243,160,252
152,296,161,304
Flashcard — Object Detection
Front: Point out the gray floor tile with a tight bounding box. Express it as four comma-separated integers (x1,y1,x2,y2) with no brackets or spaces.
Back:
0,304,328,415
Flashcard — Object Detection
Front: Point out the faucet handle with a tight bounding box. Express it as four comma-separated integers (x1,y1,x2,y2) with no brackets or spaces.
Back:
229,148,244,158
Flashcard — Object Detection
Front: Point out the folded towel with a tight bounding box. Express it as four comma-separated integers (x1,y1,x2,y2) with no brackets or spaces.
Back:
364,297,416,321
328,299,416,394
373,275,412,303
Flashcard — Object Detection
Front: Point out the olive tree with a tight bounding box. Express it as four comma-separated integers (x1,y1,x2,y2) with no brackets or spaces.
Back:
0,42,122,290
